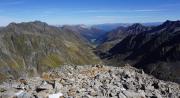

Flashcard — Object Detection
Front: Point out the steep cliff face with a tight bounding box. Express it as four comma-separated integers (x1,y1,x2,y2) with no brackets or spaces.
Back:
0,21,102,81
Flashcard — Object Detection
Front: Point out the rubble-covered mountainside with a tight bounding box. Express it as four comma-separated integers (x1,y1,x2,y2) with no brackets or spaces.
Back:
0,65,179,98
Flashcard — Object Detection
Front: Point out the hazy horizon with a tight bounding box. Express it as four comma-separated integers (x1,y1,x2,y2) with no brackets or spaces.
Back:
0,0,180,26
1,20,166,27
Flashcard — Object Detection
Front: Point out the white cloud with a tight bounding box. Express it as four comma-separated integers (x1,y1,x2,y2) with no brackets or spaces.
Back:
133,9,164,12
95,15,151,19
95,16,121,18
0,0,24,5
43,11,55,14
74,9,165,13
160,3,180,7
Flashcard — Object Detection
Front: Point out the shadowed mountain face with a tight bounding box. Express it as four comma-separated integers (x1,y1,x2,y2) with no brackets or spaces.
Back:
105,20,180,83
0,21,102,81
96,23,151,53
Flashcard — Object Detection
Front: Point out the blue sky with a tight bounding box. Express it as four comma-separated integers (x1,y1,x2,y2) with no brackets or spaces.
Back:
0,0,180,26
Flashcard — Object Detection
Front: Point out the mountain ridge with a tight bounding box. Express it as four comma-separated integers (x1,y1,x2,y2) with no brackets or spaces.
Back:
96,23,151,53
103,20,180,83
0,21,102,82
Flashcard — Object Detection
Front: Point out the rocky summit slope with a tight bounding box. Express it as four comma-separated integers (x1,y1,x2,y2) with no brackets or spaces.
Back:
0,65,179,98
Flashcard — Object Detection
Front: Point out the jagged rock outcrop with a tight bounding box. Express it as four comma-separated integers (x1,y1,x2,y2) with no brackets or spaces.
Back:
0,65,179,98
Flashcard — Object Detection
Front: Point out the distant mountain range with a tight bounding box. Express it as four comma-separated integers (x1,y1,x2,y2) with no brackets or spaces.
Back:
92,23,131,31
61,25,106,45
58,22,162,45
91,22,162,31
